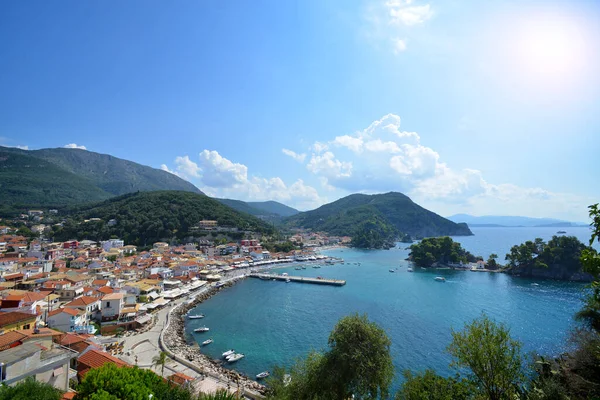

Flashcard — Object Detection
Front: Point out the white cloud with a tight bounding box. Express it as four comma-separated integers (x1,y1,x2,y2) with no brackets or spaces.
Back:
15,145,29,150
312,141,329,153
306,151,353,179
162,150,326,210
282,148,306,163
64,143,87,150
386,0,433,26
393,38,408,53
333,135,364,153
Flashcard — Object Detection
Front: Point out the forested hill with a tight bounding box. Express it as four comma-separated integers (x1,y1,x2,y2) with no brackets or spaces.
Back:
247,201,299,217
217,198,299,221
285,192,473,240
52,191,274,246
0,146,202,211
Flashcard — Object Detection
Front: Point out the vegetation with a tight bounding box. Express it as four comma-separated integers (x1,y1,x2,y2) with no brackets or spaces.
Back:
350,217,399,249
0,377,62,400
152,351,168,377
197,390,239,400
75,363,193,400
262,240,297,253
396,370,473,400
0,145,202,214
285,192,472,249
52,191,274,246
505,235,592,280
217,199,299,219
267,313,394,399
409,236,476,267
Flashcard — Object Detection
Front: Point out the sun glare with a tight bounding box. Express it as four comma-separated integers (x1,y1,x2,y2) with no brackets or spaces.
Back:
516,15,586,80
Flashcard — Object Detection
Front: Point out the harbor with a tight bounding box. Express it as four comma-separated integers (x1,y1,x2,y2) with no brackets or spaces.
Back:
249,273,346,286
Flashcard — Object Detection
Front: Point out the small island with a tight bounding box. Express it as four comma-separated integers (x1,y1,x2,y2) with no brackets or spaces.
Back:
408,236,478,267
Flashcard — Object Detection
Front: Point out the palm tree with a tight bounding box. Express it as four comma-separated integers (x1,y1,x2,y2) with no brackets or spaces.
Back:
198,389,238,400
152,351,167,377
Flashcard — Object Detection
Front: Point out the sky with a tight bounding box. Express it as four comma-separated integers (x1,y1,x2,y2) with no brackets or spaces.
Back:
1,0,599,221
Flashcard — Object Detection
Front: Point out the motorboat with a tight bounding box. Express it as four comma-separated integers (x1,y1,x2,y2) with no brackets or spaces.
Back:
434,277,446,282
194,327,210,333
312,265,321,269
202,339,213,346
407,267,413,272
389,269,395,273
301,266,307,270
531,283,540,286
256,371,270,379
285,278,291,283
188,314,204,319
227,353,245,362
295,267,301,270
222,349,235,358
215,282,225,288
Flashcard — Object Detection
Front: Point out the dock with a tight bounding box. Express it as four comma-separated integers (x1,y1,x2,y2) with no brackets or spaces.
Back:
249,273,346,286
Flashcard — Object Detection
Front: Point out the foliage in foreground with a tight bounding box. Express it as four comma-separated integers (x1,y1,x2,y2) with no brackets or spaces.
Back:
75,363,193,400
0,377,62,400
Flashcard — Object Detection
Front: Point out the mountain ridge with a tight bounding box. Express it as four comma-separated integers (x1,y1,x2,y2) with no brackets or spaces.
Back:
448,213,586,227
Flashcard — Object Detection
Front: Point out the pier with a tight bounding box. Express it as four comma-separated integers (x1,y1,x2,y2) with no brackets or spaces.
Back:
249,273,346,286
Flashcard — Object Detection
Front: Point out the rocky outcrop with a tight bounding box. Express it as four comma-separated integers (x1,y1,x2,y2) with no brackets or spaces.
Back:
505,264,594,282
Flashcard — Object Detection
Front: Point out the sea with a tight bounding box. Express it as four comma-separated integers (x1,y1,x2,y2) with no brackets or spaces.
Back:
186,226,596,392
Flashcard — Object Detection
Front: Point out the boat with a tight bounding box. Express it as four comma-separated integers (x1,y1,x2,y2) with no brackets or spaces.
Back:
202,339,213,346
295,267,301,270
301,266,307,270
389,269,395,273
407,267,413,272
256,371,270,379
222,349,235,358
215,282,225,288
227,353,245,362
434,277,446,282
194,327,209,333
188,314,204,319
531,283,540,286
312,265,321,269
286,278,291,283
557,230,567,234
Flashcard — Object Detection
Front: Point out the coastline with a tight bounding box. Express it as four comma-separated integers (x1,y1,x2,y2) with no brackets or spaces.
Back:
161,276,267,396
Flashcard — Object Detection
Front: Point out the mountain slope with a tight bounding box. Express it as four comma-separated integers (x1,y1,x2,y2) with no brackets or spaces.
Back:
447,214,583,227
247,201,299,217
0,150,112,212
54,191,274,246
216,198,271,217
286,192,473,239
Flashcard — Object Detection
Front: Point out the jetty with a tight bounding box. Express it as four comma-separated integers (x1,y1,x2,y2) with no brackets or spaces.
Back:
249,273,346,286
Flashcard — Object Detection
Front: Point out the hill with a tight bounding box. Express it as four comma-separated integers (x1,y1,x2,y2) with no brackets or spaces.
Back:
0,150,112,213
216,198,276,217
53,191,274,246
285,192,472,248
447,214,584,227
247,201,299,217
0,146,202,210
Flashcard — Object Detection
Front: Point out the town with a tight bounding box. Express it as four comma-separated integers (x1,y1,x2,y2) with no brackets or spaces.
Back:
0,211,351,399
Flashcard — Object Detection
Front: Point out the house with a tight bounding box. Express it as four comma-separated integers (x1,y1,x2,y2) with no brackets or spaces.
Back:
198,220,218,230
64,296,102,322
101,293,124,321
71,257,87,269
101,239,124,252
0,342,77,391
47,308,92,334
0,311,38,332
76,349,128,380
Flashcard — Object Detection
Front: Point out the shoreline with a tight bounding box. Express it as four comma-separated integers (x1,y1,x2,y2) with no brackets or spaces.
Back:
162,276,267,396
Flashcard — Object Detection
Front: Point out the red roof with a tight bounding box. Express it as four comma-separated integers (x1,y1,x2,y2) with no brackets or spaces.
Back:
65,296,100,307
77,349,128,375
0,311,37,328
48,308,80,317
97,286,114,294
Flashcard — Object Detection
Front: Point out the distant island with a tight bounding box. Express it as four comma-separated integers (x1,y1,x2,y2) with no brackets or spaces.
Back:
447,213,587,228
285,192,473,249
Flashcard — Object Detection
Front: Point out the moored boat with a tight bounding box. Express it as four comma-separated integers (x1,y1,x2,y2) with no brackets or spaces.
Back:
194,327,210,332
202,338,213,345
188,314,204,319
222,349,235,358
407,267,413,272
434,277,446,282
256,371,270,379
227,353,245,362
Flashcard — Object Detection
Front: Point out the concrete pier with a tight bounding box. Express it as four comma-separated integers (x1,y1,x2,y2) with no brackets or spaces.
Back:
249,273,346,286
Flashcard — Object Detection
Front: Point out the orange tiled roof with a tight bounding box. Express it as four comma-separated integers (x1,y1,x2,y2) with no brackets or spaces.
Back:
48,308,80,317
0,311,37,327
97,286,113,294
78,349,128,370
0,330,27,349
65,296,99,307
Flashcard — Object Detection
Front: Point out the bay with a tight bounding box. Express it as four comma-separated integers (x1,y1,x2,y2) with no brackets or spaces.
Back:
186,226,593,392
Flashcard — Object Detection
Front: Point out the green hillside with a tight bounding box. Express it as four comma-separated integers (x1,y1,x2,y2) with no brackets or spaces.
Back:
247,200,299,217
0,150,112,214
0,146,202,211
53,191,274,246
216,198,272,217
285,192,472,247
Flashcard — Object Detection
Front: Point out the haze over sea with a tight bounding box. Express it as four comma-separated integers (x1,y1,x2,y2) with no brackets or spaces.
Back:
187,227,594,391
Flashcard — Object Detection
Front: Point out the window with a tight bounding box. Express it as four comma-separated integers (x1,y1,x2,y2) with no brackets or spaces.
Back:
106,301,111,308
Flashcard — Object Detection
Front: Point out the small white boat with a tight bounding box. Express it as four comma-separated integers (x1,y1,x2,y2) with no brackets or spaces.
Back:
227,353,245,362
434,277,446,282
215,282,225,288
531,283,540,286
194,327,210,333
301,266,307,270
407,267,413,272
286,278,291,283
256,371,270,379
222,349,235,358
389,269,395,273
188,314,204,319
202,339,213,345
295,267,301,270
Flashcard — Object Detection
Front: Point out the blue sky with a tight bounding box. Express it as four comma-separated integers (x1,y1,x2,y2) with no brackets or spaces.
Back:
1,0,599,220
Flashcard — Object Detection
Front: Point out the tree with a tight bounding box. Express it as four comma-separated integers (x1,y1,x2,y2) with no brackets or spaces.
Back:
577,203,600,333
447,315,525,400
267,313,394,400
487,253,499,269
198,389,239,400
396,370,473,400
152,351,168,377
0,377,62,400
75,363,192,400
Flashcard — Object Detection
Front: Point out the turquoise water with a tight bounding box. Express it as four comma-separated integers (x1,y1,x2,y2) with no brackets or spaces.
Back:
186,227,593,391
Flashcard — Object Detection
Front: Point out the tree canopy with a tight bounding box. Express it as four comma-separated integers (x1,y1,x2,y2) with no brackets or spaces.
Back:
409,236,476,267
0,377,62,400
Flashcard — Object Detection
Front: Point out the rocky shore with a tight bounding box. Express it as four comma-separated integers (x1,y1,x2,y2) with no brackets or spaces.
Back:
162,279,267,395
